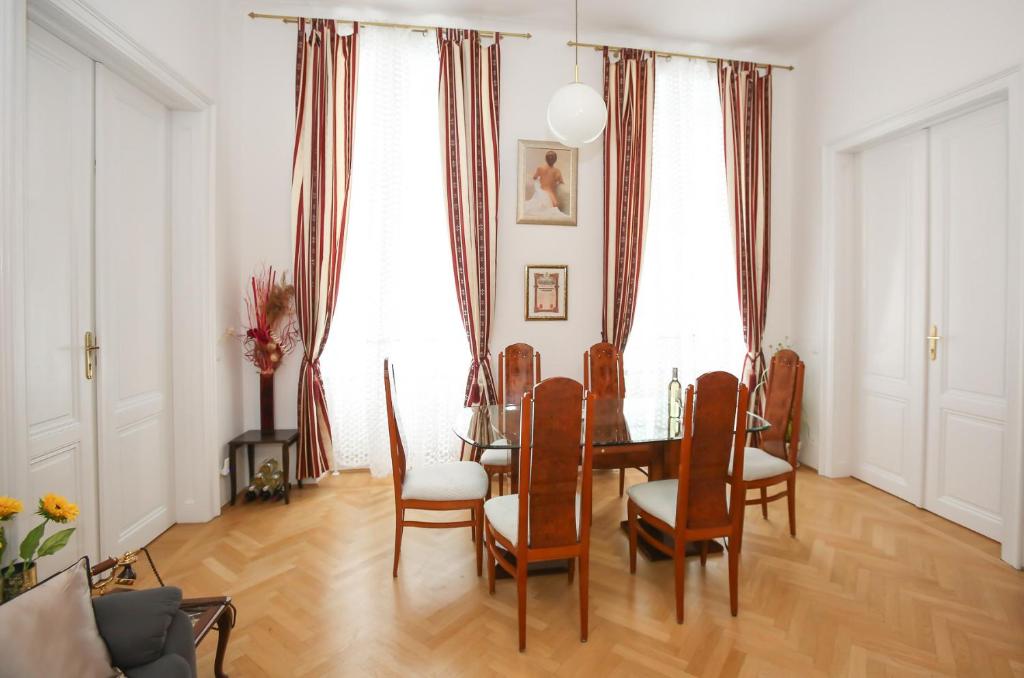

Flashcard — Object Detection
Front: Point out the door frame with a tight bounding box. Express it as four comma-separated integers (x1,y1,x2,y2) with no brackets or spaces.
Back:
0,0,222,548
818,68,1024,567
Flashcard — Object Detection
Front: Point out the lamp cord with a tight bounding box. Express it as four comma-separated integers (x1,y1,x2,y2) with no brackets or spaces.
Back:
574,0,579,82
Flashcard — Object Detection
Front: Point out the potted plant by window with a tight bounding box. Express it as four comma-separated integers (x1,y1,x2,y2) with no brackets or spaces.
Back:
0,493,79,602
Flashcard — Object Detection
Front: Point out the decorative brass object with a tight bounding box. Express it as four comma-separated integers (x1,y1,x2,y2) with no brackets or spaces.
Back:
90,548,164,595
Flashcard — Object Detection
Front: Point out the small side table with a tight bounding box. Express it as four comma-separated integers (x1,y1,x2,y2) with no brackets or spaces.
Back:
227,429,300,505
180,596,235,678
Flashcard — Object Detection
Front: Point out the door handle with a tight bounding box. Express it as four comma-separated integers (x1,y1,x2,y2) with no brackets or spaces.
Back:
84,331,100,380
927,324,942,361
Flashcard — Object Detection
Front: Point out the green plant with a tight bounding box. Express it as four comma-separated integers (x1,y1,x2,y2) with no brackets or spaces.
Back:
0,493,78,582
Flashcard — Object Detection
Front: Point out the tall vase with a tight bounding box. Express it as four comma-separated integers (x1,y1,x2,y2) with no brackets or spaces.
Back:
260,372,275,433
2,562,38,602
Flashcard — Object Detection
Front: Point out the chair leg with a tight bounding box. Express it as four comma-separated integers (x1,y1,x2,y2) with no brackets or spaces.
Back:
517,563,528,651
787,475,797,537
485,472,493,500
392,511,404,578
619,467,626,497
728,532,740,616
498,471,504,497
568,557,575,584
674,541,686,624
627,500,638,574
579,551,590,642
486,534,496,594
475,502,484,576
470,507,476,542
699,540,709,567
760,487,769,519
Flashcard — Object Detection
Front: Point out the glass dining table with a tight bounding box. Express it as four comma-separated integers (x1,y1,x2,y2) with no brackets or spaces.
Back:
454,396,770,482
453,396,770,566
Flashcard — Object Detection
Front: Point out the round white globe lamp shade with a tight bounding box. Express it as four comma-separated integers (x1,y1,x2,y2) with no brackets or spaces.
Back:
546,81,607,146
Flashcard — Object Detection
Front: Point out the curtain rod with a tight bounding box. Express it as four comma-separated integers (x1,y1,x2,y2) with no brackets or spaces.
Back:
248,12,532,39
567,40,794,71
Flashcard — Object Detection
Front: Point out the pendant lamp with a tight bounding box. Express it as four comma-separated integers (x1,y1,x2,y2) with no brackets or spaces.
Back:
546,0,607,146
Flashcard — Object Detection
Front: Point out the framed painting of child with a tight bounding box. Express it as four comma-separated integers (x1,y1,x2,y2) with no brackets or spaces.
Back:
516,139,577,226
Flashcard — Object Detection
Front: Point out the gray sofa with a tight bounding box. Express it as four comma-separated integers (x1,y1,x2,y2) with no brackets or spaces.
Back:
0,558,197,678
93,586,198,678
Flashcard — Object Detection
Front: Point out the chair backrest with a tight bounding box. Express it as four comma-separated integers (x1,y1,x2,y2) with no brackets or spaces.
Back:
675,371,749,532
759,349,804,464
583,341,625,399
383,359,408,499
498,343,541,406
516,377,590,550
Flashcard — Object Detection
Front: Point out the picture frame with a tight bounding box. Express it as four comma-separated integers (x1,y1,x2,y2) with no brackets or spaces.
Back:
524,265,568,321
516,139,578,226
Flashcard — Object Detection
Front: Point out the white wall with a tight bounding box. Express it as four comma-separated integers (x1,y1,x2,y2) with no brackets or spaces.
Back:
789,0,1024,470
81,0,220,98
216,1,797,495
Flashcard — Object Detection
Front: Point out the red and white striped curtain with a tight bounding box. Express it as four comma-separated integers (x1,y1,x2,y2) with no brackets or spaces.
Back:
292,19,358,479
718,60,772,411
602,49,655,352
437,29,501,406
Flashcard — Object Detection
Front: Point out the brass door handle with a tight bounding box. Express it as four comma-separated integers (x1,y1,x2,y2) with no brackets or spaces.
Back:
85,331,100,380
927,325,941,361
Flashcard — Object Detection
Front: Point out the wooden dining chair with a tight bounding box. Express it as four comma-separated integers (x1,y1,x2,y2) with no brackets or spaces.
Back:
484,378,593,651
480,343,542,497
384,359,489,578
729,349,804,536
626,371,749,623
583,342,647,496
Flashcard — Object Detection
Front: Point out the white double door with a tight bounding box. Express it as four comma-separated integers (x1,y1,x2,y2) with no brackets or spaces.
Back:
853,99,1018,541
24,24,174,570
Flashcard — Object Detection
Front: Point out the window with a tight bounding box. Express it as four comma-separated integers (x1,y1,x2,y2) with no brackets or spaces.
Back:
321,27,469,476
623,58,747,398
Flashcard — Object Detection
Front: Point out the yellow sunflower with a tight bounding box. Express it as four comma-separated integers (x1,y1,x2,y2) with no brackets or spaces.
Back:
38,493,79,523
0,496,22,521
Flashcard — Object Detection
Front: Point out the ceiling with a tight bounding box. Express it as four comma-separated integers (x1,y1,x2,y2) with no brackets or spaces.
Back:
261,0,860,54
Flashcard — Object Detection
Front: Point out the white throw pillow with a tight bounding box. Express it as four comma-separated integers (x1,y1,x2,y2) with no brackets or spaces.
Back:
0,559,117,678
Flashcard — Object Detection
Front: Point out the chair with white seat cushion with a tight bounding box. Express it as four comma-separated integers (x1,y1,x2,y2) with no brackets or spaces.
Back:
584,342,649,497
480,344,542,498
384,360,488,578
626,371,749,623
484,493,582,545
484,378,594,651
479,442,512,498
728,349,804,536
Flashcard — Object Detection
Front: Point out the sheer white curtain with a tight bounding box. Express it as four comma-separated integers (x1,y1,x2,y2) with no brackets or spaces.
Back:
321,27,470,476
623,58,747,397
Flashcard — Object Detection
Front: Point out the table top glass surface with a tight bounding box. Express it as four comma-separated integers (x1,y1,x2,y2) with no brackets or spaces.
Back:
453,397,770,450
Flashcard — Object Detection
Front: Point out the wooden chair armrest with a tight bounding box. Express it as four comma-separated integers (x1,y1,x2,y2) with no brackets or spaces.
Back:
180,596,231,608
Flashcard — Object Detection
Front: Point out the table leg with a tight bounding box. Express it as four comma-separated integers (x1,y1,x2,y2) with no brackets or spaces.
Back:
282,442,291,504
247,444,255,483
647,441,667,481
228,445,238,506
213,605,233,678
510,449,519,494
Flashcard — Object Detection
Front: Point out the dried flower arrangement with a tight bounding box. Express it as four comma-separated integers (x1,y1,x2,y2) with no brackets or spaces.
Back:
240,266,298,375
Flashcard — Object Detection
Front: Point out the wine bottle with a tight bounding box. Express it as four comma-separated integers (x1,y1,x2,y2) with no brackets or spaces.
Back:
668,367,682,420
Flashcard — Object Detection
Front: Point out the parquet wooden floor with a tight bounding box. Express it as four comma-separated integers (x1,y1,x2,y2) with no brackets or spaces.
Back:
142,468,1024,677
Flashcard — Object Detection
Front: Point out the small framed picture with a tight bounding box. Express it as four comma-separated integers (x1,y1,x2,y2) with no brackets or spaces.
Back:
517,140,577,226
525,265,568,321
